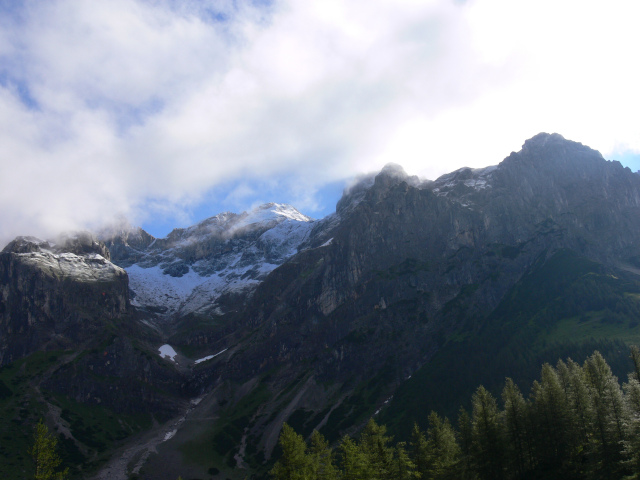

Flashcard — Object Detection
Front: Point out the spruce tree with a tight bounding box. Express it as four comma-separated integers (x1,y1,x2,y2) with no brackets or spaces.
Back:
308,430,338,480
410,423,430,478
530,363,572,472
422,411,460,480
339,435,371,480
391,441,418,480
30,419,68,480
358,419,394,480
623,377,640,479
501,378,529,477
457,408,476,480
584,351,629,477
270,423,315,480
470,386,505,480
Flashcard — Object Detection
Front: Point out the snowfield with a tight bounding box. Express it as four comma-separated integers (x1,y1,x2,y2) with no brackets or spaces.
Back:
124,203,315,318
158,344,178,362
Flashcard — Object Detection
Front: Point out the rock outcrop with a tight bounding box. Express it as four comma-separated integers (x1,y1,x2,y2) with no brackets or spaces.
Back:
0,233,129,365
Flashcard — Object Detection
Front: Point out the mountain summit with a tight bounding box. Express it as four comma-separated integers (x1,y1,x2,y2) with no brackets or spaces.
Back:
100,203,314,320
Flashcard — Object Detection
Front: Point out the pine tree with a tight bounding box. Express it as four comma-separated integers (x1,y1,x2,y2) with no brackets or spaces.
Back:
584,351,629,477
470,386,505,480
357,419,394,480
623,377,640,479
410,423,430,478
30,419,68,480
560,358,596,476
530,363,572,472
270,423,315,480
457,408,476,480
421,411,460,480
391,441,418,480
308,430,338,480
501,378,530,477
339,435,371,480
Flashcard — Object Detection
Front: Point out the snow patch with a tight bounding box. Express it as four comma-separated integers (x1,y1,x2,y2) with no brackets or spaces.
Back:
320,238,333,247
194,348,228,365
18,251,125,282
163,429,177,441
158,344,178,362
125,215,314,318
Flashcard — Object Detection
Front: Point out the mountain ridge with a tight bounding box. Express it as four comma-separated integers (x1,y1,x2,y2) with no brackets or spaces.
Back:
4,132,640,479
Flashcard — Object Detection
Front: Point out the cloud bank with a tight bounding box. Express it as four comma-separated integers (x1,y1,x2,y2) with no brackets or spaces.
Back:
1,0,638,244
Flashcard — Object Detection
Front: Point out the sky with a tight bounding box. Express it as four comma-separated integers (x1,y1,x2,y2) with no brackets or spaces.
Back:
1,0,639,244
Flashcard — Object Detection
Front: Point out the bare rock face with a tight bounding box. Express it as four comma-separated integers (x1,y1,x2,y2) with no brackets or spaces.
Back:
0,234,130,365
228,133,640,385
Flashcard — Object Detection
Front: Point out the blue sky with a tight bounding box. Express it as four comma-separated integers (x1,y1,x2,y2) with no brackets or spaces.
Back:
0,0,639,244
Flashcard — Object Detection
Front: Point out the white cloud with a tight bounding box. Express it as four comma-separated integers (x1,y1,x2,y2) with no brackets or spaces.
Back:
0,0,639,245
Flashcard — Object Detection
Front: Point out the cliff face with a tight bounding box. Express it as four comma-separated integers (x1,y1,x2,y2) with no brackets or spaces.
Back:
0,233,130,365
227,134,640,383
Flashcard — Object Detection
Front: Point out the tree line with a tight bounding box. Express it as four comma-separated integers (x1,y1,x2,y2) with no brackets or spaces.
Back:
271,348,640,480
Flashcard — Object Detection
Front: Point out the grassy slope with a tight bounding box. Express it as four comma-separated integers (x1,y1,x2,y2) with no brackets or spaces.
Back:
0,339,156,479
381,249,640,440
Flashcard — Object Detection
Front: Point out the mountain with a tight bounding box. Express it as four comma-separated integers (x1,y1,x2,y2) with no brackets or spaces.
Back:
0,233,129,365
3,133,640,479
100,203,315,322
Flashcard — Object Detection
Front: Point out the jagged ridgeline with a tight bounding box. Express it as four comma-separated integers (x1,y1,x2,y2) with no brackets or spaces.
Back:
3,133,640,479
271,348,640,480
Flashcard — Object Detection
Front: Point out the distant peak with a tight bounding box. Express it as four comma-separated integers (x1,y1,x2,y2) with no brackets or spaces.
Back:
2,236,50,254
375,163,419,189
379,163,408,178
248,203,312,222
522,132,567,149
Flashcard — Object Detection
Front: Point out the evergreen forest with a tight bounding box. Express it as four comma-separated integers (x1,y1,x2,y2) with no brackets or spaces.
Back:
270,348,640,480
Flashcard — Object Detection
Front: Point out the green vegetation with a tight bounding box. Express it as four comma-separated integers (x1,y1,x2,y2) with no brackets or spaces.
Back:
0,349,152,479
382,249,640,437
180,381,271,473
0,351,64,478
272,348,640,479
30,419,69,480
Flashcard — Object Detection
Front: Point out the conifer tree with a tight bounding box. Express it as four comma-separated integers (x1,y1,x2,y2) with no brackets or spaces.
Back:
457,408,476,480
470,386,505,480
501,378,529,477
410,423,430,477
270,423,315,480
584,351,629,477
30,419,68,480
623,377,640,479
530,364,572,472
358,419,395,479
421,411,460,480
308,430,338,480
339,435,371,480
391,441,419,480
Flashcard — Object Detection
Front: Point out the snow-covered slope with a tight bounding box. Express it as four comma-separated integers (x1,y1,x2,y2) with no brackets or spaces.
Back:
102,203,315,319
2,234,126,283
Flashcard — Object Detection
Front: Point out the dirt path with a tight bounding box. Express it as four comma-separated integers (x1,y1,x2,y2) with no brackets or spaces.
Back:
89,396,205,480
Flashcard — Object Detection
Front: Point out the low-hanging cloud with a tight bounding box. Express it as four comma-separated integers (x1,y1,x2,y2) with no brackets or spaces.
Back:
1,0,639,246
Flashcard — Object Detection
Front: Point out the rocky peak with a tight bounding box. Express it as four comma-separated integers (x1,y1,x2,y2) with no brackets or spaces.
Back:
3,233,111,260
100,202,317,320
2,236,51,254
505,132,605,172
55,232,112,259
336,164,421,215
